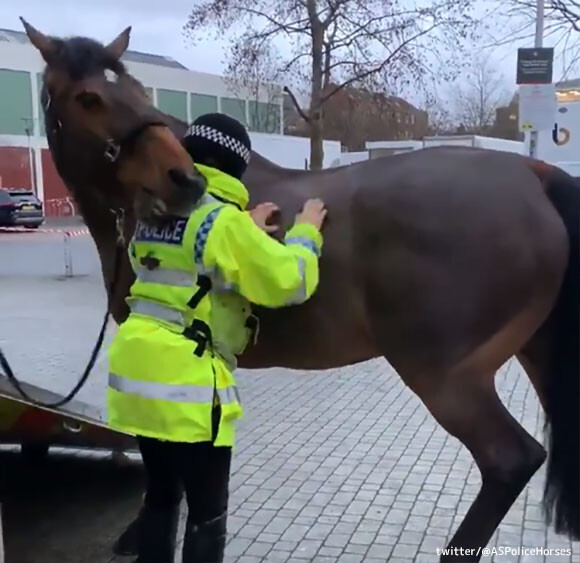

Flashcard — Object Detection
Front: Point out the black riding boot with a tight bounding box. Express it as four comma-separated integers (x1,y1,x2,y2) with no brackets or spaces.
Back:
113,507,142,556
133,505,180,563
181,512,227,563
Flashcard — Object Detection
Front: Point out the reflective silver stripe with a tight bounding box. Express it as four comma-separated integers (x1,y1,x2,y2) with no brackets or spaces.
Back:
217,385,241,406
129,299,185,326
198,265,238,294
198,193,221,207
109,372,241,405
109,372,213,403
135,267,195,287
128,300,239,369
284,257,308,305
285,236,320,257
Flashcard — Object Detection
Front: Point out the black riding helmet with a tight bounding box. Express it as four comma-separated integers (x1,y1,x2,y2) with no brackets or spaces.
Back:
182,113,252,180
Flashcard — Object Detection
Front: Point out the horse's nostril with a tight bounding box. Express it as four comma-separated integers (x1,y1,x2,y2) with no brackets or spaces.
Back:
168,168,206,195
168,168,187,186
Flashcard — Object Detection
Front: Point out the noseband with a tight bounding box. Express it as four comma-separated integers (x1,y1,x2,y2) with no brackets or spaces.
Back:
102,119,168,164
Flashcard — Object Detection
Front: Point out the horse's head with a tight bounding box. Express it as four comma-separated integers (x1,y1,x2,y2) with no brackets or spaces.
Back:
21,18,205,220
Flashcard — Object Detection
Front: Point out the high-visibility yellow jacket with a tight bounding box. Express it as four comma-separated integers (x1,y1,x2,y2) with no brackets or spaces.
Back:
107,163,323,446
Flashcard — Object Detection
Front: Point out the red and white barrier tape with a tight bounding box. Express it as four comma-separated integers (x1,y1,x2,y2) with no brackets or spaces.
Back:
0,226,89,237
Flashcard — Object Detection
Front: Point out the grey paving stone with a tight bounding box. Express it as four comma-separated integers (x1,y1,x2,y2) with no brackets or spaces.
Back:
324,533,351,548
318,546,344,558
343,543,368,555
243,542,271,557
0,262,564,563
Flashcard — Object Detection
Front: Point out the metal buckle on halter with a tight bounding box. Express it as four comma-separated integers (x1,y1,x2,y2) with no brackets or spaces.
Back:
104,139,121,163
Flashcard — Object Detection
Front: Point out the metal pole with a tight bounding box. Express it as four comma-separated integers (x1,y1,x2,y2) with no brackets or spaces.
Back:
64,232,73,277
529,0,545,158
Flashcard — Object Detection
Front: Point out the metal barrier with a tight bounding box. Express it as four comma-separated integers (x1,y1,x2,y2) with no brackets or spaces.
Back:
44,197,76,218
0,226,90,278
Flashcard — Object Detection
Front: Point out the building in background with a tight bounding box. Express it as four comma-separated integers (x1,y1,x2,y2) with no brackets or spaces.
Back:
492,79,580,142
0,28,283,214
284,85,428,151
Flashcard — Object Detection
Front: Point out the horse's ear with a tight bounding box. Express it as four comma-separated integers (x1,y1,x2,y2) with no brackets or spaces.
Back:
105,27,131,60
20,17,57,63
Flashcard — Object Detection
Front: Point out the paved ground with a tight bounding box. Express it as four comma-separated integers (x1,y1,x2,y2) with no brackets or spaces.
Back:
0,230,578,562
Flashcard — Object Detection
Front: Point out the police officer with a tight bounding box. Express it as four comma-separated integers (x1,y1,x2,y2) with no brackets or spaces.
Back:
107,112,326,563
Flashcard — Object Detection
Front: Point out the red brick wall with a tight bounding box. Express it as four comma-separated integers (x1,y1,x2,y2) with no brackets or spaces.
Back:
41,148,69,201
0,147,32,189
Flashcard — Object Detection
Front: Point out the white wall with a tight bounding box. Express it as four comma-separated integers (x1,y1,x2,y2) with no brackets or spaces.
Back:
422,135,525,154
366,140,423,152
340,151,369,165
250,132,342,169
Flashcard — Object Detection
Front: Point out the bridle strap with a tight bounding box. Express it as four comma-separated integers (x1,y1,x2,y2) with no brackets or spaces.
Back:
103,119,168,164
43,88,168,167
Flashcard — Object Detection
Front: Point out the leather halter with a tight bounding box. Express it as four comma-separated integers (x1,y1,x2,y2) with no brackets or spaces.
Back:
43,89,167,168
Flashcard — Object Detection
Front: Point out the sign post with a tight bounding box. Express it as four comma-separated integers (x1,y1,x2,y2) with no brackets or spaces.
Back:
516,0,551,159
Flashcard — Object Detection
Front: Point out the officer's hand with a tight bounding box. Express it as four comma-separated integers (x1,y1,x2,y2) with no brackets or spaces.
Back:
295,199,327,230
249,202,280,233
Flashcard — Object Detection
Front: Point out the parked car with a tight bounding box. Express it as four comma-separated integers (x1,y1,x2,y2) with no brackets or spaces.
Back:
0,189,44,229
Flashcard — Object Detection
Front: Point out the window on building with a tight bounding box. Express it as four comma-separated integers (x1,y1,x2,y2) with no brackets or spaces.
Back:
144,87,154,104
248,101,281,133
37,72,46,136
221,97,247,125
0,69,33,135
157,89,187,121
190,93,218,121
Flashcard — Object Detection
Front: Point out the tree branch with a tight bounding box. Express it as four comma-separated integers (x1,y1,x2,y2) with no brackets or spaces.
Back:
319,22,441,107
283,85,311,122
241,6,312,35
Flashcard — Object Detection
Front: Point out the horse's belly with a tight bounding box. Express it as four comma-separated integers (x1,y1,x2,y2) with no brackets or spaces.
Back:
238,247,377,370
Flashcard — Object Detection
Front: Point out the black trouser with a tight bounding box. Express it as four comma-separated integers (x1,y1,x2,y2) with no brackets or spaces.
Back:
138,437,232,524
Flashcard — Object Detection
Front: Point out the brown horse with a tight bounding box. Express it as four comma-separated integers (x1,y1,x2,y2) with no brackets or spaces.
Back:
21,19,579,562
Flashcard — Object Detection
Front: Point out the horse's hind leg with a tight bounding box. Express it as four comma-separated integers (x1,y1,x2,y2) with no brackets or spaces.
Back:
409,371,546,562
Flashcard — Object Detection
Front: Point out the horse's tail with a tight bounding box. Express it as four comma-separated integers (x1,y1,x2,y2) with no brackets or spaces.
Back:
537,164,580,540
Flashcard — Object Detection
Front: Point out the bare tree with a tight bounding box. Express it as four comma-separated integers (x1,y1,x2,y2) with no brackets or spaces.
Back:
184,0,478,170
452,55,511,134
493,1,580,80
225,44,284,134
422,92,458,134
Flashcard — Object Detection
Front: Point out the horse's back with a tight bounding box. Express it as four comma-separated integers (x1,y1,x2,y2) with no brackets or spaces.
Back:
348,145,567,375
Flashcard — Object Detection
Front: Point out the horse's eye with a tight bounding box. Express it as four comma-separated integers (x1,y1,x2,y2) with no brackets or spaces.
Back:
75,90,102,111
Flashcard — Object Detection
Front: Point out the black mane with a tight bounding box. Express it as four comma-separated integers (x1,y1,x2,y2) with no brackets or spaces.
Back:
47,36,126,81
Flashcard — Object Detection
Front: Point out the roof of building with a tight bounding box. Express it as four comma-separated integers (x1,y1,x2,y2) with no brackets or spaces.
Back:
556,78,580,91
0,27,187,70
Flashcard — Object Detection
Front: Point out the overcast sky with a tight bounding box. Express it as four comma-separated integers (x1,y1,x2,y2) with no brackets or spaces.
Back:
2,0,228,74
1,0,575,107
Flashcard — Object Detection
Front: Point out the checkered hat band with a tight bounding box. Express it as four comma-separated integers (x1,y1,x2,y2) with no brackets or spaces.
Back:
186,124,251,164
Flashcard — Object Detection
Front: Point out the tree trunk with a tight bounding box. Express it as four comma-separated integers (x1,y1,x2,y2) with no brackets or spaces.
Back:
308,1,324,171
309,115,324,171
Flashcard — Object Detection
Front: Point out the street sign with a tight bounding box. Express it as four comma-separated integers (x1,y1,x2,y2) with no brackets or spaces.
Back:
516,47,554,84
518,83,557,132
